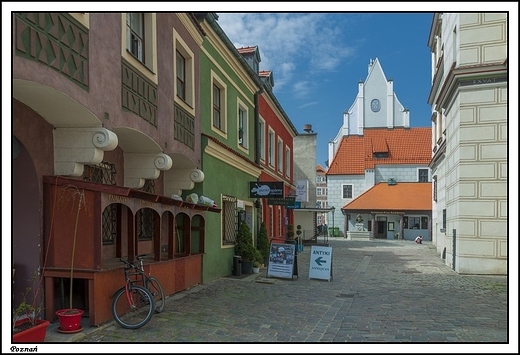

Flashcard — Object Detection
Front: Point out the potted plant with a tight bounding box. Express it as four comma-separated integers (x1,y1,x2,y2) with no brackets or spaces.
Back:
55,185,85,333
252,249,263,274
287,224,295,240
296,225,303,252
257,222,270,266
235,221,255,274
252,261,261,274
12,272,50,343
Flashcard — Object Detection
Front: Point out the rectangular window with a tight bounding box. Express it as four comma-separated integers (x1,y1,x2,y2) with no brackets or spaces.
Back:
222,195,237,244
176,50,186,101
83,161,117,185
126,13,144,62
238,104,248,148
442,209,446,229
277,138,283,173
433,175,437,202
285,146,290,177
213,84,222,130
102,204,117,245
418,168,429,182
317,188,322,196
137,208,154,240
409,217,421,229
211,73,227,136
421,217,428,229
268,129,275,167
173,32,195,111
342,184,353,199
278,208,282,238
258,119,265,161
269,206,274,237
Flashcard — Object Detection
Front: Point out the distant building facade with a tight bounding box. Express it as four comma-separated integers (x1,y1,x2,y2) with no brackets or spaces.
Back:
327,58,432,239
316,164,328,226
428,13,508,274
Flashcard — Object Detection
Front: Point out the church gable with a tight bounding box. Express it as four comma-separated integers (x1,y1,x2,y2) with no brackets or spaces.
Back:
329,58,412,163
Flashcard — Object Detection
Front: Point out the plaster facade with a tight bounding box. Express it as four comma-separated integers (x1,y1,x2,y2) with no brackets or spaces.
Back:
428,13,508,274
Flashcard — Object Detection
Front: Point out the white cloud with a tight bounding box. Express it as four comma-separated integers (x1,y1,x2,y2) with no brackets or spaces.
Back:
217,13,355,96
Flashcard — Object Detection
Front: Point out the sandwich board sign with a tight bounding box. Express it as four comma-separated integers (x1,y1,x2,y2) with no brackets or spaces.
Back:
309,245,332,281
267,243,297,280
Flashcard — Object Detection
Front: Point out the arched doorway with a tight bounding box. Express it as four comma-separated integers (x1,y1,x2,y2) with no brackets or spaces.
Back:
12,137,42,306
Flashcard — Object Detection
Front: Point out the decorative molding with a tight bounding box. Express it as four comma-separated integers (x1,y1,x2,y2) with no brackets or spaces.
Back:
124,152,172,188
15,13,89,90
54,127,118,176
121,59,158,126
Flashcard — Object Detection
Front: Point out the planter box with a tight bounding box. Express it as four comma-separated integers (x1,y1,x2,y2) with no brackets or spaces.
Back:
13,319,50,343
241,261,253,274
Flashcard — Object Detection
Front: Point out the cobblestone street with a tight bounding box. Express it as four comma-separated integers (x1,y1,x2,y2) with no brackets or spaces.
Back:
37,238,515,353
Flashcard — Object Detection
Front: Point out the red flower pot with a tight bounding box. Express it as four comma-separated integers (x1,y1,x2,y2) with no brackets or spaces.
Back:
13,319,50,343
55,309,84,332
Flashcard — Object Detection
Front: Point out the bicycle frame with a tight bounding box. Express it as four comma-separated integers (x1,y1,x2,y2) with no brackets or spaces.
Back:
112,260,155,329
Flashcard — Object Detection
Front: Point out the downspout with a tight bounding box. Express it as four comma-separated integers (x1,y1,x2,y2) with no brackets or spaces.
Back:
254,87,263,239
254,88,263,165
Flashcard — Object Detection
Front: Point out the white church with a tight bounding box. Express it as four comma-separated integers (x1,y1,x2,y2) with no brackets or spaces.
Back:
326,58,432,241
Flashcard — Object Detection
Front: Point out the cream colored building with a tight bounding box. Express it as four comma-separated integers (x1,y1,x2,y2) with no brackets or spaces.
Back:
428,13,508,274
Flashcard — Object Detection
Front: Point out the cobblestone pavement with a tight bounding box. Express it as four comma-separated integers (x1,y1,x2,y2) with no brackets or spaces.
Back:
42,238,514,352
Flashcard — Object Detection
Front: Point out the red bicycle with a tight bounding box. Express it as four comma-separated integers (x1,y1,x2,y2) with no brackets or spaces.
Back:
111,258,155,329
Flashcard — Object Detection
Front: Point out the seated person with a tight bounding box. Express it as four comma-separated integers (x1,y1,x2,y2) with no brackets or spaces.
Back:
415,235,424,244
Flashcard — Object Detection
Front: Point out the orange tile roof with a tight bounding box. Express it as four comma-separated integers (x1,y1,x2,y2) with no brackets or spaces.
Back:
342,182,432,212
237,46,257,54
327,127,432,175
316,164,327,173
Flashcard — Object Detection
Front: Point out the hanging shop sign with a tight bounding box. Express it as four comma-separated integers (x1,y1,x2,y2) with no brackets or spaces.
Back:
267,197,295,206
249,182,284,198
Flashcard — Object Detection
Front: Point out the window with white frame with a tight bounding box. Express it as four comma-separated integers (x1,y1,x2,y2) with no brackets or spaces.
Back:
433,175,437,202
237,100,248,149
268,129,275,167
211,72,227,136
258,118,265,161
277,138,283,173
176,51,185,100
173,31,194,111
342,184,353,198
126,13,144,62
124,13,156,73
285,146,290,177
222,195,237,244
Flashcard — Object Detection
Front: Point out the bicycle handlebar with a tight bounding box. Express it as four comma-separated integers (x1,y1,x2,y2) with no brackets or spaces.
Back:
119,258,138,269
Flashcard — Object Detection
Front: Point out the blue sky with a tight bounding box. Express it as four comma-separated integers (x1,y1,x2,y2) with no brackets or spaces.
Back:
217,11,436,167
3,4,516,167
216,5,518,168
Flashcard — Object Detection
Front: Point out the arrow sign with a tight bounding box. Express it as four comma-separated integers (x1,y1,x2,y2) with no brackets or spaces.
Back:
309,245,332,281
315,256,327,266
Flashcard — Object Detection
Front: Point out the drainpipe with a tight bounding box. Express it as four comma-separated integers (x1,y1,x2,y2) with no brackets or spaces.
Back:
254,88,263,164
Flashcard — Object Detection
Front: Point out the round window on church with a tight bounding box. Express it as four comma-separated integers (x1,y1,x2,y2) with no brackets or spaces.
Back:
371,99,381,112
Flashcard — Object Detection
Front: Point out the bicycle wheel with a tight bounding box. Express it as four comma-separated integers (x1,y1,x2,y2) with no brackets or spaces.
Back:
111,285,155,329
146,277,165,313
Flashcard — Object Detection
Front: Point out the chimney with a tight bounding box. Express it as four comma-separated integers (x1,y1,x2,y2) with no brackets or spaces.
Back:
303,124,313,133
